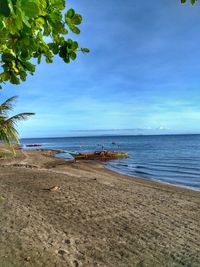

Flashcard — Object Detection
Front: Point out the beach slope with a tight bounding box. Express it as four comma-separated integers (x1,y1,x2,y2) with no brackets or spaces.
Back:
0,146,200,267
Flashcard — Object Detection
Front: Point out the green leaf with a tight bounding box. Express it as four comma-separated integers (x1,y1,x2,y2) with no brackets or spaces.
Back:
21,61,35,73
66,9,75,19
35,17,45,29
38,0,47,15
0,71,10,81
43,22,51,36
59,45,67,58
70,25,80,34
181,0,197,3
37,53,42,64
72,41,79,51
11,0,17,5
45,51,53,63
70,52,76,60
19,71,27,81
0,17,5,30
7,0,14,15
20,0,40,18
45,57,52,63
71,14,82,25
2,53,15,62
48,43,59,54
63,56,70,63
20,49,29,59
50,0,65,10
81,48,90,53
10,73,20,84
0,0,10,17
49,10,62,24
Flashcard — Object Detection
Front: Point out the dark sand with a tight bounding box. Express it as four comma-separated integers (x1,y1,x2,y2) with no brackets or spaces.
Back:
0,145,200,267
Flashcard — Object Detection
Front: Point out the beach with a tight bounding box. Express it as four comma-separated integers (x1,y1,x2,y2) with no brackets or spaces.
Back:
0,145,200,267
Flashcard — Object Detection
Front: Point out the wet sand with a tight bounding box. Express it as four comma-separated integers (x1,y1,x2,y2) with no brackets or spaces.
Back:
0,145,200,267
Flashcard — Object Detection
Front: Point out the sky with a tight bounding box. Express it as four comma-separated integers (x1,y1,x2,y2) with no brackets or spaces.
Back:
1,0,200,137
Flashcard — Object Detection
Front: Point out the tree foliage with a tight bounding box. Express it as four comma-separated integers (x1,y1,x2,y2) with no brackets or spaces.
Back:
0,0,89,88
181,0,197,4
0,96,34,145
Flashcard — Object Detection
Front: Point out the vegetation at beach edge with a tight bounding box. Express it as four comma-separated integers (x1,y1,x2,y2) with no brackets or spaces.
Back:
0,96,34,152
0,150,13,158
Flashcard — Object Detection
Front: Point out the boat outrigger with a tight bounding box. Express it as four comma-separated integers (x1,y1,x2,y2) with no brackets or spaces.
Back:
70,150,128,161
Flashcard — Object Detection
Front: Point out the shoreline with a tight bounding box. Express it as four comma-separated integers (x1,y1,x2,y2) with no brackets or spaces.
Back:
45,148,200,194
52,149,200,193
0,145,200,266
106,165,200,192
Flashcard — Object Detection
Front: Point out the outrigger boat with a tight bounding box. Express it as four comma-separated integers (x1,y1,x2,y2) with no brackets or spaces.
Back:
70,150,128,161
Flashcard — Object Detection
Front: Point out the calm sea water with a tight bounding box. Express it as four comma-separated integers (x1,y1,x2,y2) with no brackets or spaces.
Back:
21,135,200,191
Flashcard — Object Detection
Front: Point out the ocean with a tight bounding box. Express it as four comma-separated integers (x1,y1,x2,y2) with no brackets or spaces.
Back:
21,134,200,191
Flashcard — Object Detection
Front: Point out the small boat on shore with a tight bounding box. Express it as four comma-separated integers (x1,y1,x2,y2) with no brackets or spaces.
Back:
26,144,42,147
70,150,128,161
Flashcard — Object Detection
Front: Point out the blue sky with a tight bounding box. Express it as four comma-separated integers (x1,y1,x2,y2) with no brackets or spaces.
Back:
1,0,200,137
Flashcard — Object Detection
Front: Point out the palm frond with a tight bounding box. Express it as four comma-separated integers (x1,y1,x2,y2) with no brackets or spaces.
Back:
0,96,35,146
0,96,18,114
0,121,19,144
6,112,35,124
0,130,11,145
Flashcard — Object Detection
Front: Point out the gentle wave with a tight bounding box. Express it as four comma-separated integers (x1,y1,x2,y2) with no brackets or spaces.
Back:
133,165,200,176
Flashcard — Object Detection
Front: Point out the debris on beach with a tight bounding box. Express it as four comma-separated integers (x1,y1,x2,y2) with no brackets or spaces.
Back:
43,186,61,192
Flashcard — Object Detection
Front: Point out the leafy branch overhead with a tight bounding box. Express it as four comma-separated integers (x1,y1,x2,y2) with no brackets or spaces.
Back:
0,0,89,87
181,0,197,4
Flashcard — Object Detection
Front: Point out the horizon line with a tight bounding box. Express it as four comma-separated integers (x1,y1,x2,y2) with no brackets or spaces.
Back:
20,133,200,139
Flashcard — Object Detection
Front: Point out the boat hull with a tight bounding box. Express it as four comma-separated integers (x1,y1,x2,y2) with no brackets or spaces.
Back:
26,144,42,147
73,152,128,161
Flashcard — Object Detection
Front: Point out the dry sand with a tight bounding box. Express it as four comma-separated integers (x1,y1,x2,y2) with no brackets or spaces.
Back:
0,145,200,267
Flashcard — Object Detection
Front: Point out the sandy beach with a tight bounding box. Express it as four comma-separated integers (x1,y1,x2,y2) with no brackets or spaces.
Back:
0,145,200,267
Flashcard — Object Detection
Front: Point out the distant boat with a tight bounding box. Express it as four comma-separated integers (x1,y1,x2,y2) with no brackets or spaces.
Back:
69,150,128,161
26,144,42,147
